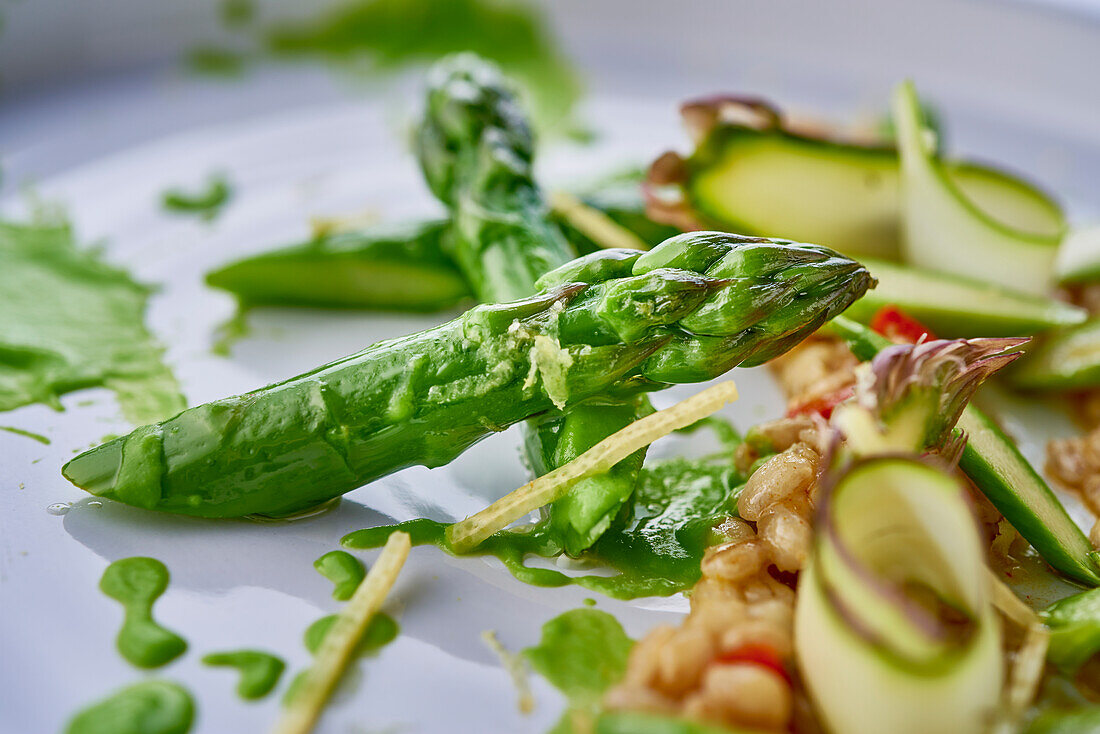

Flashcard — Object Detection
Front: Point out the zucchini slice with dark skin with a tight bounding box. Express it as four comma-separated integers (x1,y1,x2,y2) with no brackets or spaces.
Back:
893,81,1065,295
646,96,1065,263
1056,227,1100,285
1010,318,1100,391
844,257,1086,338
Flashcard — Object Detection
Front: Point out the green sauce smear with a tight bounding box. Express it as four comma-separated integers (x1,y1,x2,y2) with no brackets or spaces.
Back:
314,550,366,601
283,612,399,705
0,425,49,444
343,456,742,599
523,609,731,734
192,0,581,132
99,557,187,668
525,608,633,709
65,680,194,734
524,608,632,734
202,650,285,700
185,47,248,77
0,220,184,424
161,176,233,221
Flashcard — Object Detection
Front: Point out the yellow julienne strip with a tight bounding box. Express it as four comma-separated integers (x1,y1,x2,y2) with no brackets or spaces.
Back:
549,190,650,251
481,630,535,714
271,531,411,734
1005,623,1049,720
985,568,1048,727
446,381,739,553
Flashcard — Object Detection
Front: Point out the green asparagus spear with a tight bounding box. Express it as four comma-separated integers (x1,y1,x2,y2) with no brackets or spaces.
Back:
63,232,872,518
417,54,575,302
418,54,659,555
205,219,472,311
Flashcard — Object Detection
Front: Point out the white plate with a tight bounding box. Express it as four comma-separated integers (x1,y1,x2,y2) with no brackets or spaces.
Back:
2,2,1099,732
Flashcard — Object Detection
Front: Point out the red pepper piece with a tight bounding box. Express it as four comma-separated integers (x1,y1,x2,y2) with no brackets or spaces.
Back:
870,305,936,344
786,385,854,420
716,643,792,685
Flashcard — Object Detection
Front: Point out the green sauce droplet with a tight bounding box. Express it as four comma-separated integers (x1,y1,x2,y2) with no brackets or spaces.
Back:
99,557,187,668
313,550,365,601
161,176,233,222
202,650,285,700
65,680,194,734
583,597,596,607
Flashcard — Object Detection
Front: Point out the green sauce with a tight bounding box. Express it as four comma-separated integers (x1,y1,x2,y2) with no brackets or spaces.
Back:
523,608,633,733
161,176,233,221
185,47,248,77
211,306,250,357
304,611,399,655
220,0,254,28
65,680,194,734
0,425,49,444
202,650,285,700
342,457,741,599
525,609,633,706
283,612,399,704
192,0,580,131
99,557,187,668
0,220,184,424
313,550,366,601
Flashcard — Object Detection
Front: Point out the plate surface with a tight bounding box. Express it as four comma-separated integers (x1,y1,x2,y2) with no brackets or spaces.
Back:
2,2,1099,732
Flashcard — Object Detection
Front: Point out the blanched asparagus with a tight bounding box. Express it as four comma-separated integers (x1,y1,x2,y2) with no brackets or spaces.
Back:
63,232,872,518
416,54,652,554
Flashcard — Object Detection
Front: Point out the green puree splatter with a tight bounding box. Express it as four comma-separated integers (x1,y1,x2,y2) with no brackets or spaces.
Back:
342,457,743,599
193,0,581,131
202,650,285,700
100,557,187,668
65,680,194,734
524,610,734,734
314,550,366,601
525,609,632,710
0,425,49,444
161,176,233,222
524,609,632,734
0,220,184,425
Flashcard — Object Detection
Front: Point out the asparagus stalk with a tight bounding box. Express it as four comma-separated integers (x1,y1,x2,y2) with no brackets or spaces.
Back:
63,232,872,518
416,55,652,555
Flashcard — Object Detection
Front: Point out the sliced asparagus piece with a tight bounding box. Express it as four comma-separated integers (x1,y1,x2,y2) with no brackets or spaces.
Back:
844,257,1085,338
205,220,471,311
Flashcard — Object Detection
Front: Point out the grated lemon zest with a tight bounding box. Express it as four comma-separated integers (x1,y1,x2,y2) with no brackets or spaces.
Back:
271,531,411,734
481,630,535,714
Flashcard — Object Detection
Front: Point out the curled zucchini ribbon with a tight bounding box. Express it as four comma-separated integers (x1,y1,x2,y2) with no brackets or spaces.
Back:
795,457,1002,734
